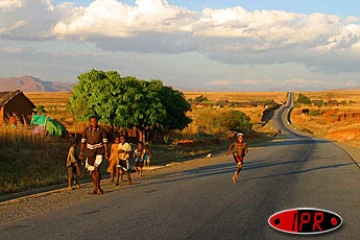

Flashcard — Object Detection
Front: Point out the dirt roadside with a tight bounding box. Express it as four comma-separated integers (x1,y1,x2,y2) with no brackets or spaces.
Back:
289,121,360,167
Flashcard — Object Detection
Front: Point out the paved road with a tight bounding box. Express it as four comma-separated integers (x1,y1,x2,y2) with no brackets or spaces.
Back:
1,93,360,240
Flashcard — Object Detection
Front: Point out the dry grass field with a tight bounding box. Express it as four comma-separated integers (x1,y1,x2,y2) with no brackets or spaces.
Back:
0,91,287,194
25,91,288,137
292,90,360,147
184,91,286,103
25,92,75,126
183,91,287,137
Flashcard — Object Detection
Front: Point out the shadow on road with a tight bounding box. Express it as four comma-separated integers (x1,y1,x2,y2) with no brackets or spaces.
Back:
128,160,354,191
241,162,354,182
255,138,330,148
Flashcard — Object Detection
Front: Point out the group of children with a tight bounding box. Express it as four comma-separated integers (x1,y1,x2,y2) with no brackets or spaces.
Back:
67,131,248,191
66,135,151,190
107,135,152,185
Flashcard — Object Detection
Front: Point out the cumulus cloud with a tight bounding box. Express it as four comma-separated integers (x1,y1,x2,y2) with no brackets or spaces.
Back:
53,0,195,38
0,0,77,40
0,0,23,12
2,0,360,74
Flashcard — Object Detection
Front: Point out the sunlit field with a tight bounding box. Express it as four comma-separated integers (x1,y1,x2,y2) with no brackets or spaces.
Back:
292,90,360,147
184,91,287,103
25,92,288,137
0,91,286,193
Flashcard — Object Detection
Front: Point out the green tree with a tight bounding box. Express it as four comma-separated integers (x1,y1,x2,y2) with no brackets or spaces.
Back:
155,86,192,143
69,69,192,140
159,86,192,131
69,69,116,122
296,93,311,105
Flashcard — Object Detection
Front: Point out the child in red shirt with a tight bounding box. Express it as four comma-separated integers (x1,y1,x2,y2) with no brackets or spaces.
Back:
226,133,248,183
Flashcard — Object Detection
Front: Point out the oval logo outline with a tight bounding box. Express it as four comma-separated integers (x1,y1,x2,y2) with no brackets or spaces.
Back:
268,207,343,235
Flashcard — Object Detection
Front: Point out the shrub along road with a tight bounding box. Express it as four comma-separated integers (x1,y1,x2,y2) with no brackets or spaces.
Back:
0,94,359,239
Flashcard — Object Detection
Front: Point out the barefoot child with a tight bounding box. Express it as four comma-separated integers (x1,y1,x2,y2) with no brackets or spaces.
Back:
116,135,133,186
133,142,146,177
144,143,152,167
226,133,248,183
78,116,108,195
66,141,81,190
107,137,119,182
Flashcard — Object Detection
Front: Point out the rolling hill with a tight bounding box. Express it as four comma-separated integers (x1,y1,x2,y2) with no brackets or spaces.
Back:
0,75,74,92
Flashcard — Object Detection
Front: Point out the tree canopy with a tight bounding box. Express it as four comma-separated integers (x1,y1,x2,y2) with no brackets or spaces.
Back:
69,69,192,133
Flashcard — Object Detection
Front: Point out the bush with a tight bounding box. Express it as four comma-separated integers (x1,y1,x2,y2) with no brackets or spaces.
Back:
296,93,311,105
221,110,252,132
302,108,310,114
309,109,321,117
315,100,324,108
36,105,46,114
194,95,209,103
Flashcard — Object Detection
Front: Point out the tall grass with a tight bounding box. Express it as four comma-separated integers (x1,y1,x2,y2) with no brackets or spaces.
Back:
0,125,70,194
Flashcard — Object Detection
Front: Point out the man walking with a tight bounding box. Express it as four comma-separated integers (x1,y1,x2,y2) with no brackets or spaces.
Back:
78,116,108,195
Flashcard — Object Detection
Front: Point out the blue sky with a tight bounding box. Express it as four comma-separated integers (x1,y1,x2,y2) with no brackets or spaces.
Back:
1,0,360,91
53,0,360,16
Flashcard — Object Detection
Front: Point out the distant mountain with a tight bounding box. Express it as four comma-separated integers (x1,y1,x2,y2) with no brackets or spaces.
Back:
0,75,74,92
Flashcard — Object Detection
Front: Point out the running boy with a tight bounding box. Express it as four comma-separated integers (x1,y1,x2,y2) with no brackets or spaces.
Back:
66,141,81,190
226,133,248,183
116,135,133,186
133,142,146,177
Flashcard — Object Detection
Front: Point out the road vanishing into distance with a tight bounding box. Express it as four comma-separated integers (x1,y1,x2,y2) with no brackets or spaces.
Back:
1,93,360,240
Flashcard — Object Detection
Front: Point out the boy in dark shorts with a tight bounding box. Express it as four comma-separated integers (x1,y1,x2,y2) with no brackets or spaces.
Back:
226,133,248,183
133,142,146,177
116,135,133,186
66,141,81,190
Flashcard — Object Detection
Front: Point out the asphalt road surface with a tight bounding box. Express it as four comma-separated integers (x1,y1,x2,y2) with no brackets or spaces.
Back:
1,93,360,240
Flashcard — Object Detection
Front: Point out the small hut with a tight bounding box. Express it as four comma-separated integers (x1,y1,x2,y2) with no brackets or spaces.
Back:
0,90,35,124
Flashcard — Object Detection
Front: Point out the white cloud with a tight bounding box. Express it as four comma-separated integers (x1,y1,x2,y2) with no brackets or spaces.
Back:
0,20,27,33
52,0,195,38
0,0,77,40
1,0,360,74
0,0,23,12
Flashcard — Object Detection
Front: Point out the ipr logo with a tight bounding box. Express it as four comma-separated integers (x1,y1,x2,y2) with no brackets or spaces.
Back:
268,208,343,235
